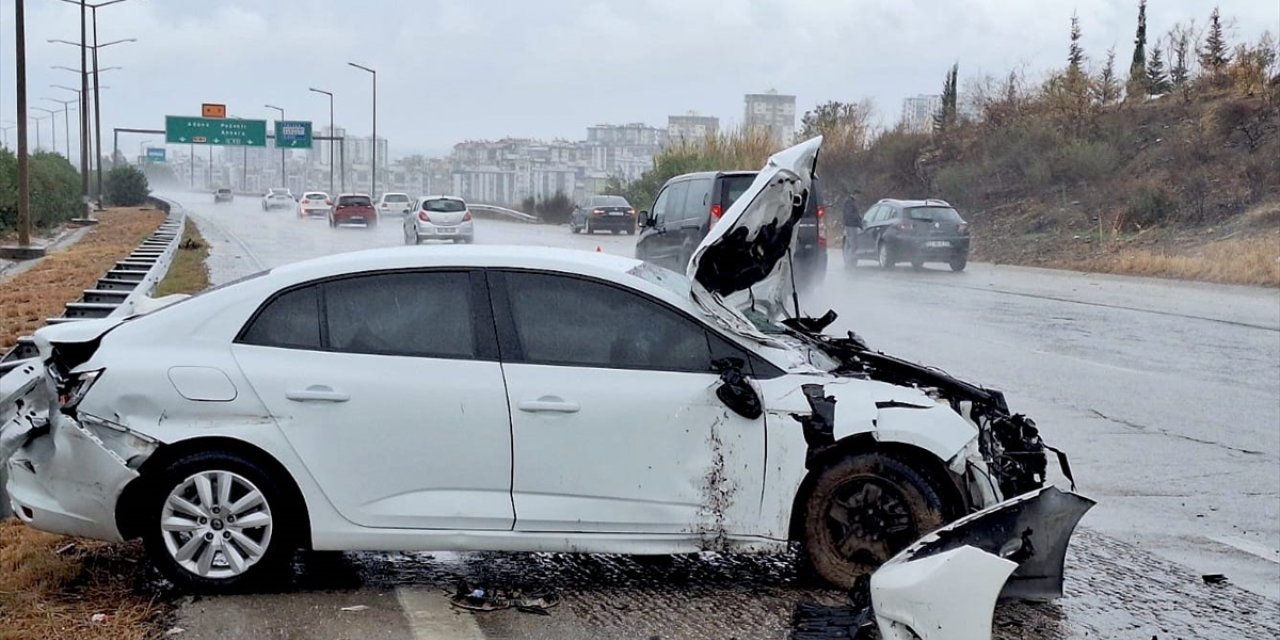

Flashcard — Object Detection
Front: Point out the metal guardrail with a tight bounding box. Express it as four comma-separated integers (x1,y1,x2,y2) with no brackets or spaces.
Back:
469,204,540,224
0,198,185,375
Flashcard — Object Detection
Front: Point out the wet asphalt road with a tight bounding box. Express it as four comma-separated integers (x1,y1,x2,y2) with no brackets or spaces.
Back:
165,192,1279,638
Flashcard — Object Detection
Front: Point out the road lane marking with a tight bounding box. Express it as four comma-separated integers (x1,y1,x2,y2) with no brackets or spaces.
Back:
1208,535,1280,564
396,586,486,640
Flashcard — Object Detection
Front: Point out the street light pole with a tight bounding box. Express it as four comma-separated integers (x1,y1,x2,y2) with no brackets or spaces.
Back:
138,138,149,162
43,97,77,159
33,107,57,153
309,87,334,195
79,0,88,205
51,36,133,207
265,104,285,190
348,62,376,198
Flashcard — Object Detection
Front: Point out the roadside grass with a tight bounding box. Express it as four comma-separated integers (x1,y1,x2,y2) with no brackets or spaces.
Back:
153,223,210,297
0,208,165,351
1,209,187,639
1068,230,1280,287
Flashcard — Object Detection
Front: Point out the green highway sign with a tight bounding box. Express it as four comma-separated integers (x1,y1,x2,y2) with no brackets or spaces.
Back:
165,116,267,146
274,120,313,149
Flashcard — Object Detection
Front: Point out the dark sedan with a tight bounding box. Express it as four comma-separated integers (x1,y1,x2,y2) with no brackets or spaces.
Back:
570,195,636,235
845,198,970,272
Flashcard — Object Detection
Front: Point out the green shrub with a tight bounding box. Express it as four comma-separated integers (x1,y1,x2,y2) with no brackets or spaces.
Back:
1124,181,1173,229
103,165,150,206
0,149,83,231
931,163,985,206
533,191,574,224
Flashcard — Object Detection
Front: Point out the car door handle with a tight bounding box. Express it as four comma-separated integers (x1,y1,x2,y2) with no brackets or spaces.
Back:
285,385,350,402
517,396,580,413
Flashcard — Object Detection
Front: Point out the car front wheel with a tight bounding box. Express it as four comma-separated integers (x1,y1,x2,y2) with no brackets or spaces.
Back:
142,451,295,593
800,452,948,588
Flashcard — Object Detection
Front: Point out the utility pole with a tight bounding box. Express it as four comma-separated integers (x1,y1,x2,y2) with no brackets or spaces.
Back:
16,0,31,246
79,1,89,205
348,62,376,198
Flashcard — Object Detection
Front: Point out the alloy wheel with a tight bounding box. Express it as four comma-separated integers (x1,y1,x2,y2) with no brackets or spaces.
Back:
160,470,273,579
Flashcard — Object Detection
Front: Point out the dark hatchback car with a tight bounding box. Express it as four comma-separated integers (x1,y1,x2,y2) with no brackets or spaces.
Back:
570,195,636,234
635,171,827,287
329,194,378,229
846,198,970,271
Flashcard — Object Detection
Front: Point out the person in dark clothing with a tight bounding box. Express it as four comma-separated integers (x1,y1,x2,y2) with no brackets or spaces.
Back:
842,190,861,231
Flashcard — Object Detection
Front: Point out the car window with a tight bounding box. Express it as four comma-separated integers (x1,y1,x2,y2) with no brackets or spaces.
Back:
269,188,289,196
905,206,963,222
338,195,372,207
650,185,673,221
658,181,689,225
504,271,712,372
239,285,322,350
719,174,756,210
864,205,883,224
684,177,713,222
325,272,474,358
384,194,410,203
424,198,466,212
881,206,899,222
592,195,629,208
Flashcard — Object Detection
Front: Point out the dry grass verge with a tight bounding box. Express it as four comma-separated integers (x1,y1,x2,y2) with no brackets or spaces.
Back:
153,223,210,297
1,208,171,639
1065,230,1280,287
0,208,165,351
0,522,164,640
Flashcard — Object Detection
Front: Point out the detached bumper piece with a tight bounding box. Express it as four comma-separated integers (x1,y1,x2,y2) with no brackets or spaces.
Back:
869,486,1095,640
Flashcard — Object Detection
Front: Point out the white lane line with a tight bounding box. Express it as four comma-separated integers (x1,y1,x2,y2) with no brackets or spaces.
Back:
396,586,486,640
1208,535,1280,564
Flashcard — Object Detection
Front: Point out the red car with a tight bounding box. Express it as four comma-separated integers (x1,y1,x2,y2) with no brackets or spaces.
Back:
329,194,378,229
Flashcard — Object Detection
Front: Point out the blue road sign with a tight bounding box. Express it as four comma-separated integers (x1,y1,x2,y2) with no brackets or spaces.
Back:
146,147,166,162
274,120,313,149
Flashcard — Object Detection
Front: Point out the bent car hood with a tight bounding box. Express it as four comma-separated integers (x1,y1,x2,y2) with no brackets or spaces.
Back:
688,136,821,342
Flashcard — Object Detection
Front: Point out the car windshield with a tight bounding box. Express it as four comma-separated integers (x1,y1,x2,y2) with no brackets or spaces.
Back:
216,189,230,194
906,206,963,222
338,196,372,207
593,196,630,207
721,174,756,209
269,189,289,195
384,194,410,202
424,199,466,212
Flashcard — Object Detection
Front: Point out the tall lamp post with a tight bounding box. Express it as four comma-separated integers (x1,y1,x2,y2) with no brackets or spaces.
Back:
50,37,134,207
347,62,376,198
138,138,150,163
308,87,334,196
43,97,77,159
52,82,108,167
32,108,56,151
264,104,286,190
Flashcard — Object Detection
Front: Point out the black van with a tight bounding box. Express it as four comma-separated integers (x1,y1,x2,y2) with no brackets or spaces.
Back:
635,171,827,287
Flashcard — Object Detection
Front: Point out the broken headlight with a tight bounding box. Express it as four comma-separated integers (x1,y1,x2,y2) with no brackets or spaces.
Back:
57,369,104,414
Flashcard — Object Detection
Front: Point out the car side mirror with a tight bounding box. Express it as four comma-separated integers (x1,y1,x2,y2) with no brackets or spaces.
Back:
712,358,761,420
638,210,650,227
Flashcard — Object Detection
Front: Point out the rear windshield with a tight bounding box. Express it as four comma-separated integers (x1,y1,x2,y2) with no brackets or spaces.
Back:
338,196,372,207
592,196,630,208
269,189,289,195
384,194,410,202
719,175,756,209
424,199,466,212
216,189,231,194
303,193,326,201
905,206,963,222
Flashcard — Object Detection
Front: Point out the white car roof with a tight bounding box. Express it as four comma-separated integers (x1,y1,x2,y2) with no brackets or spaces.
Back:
269,245,640,284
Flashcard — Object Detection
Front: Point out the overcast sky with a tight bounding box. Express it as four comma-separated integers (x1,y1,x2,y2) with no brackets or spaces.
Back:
2,0,1276,158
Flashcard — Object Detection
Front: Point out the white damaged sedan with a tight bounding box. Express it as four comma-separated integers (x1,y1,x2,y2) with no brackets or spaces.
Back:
1,139,1088,631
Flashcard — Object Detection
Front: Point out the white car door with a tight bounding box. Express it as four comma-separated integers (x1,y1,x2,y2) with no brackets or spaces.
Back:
231,270,515,530
492,270,768,537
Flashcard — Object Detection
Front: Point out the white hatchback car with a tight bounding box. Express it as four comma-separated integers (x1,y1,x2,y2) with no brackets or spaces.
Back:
1,140,1084,613
297,192,331,219
261,188,294,211
376,192,413,217
403,195,474,244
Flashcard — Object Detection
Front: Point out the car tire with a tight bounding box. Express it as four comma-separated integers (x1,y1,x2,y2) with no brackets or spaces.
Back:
141,450,297,594
586,221,594,234
911,259,924,270
626,228,635,235
799,452,948,589
611,229,620,235
877,243,895,270
950,256,968,272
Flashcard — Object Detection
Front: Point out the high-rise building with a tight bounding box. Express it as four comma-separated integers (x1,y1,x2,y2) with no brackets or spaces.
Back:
900,95,942,133
667,113,719,143
743,90,796,145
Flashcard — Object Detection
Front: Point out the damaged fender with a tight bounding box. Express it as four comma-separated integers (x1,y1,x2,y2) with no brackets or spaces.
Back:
869,486,1095,640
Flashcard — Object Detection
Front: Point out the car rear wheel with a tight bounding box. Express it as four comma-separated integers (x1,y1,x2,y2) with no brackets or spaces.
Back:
877,243,895,270
911,258,924,270
800,452,948,588
950,256,968,272
142,451,296,593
